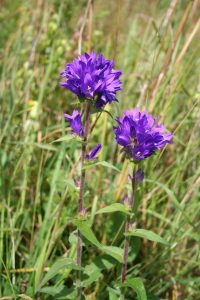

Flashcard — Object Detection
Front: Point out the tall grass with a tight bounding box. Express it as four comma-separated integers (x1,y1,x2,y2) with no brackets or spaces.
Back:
0,0,199,299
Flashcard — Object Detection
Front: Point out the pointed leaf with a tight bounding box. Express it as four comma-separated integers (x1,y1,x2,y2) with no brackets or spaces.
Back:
37,258,80,290
101,246,123,263
83,161,120,172
84,255,116,275
96,203,130,215
73,219,102,248
74,220,123,262
127,229,168,245
39,285,65,296
122,278,147,300
108,287,119,300
33,143,57,151
82,269,102,287
52,135,74,143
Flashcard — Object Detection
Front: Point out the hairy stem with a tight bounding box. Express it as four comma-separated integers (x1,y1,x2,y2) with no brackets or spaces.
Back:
77,102,90,299
121,167,136,284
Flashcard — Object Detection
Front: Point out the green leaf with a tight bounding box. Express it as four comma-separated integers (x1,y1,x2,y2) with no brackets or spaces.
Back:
101,246,123,263
122,278,147,300
82,269,102,287
37,258,80,290
108,287,119,300
96,203,130,215
39,287,76,300
127,228,168,245
84,255,117,275
33,143,57,151
83,161,120,172
74,220,123,262
52,135,74,143
69,231,77,246
73,219,102,248
39,285,65,296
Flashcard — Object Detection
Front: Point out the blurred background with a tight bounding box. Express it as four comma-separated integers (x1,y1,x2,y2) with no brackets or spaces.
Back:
0,0,199,299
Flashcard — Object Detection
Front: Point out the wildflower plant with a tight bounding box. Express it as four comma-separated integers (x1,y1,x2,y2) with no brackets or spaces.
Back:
60,52,173,299
60,51,122,298
2,2,198,299
113,108,173,297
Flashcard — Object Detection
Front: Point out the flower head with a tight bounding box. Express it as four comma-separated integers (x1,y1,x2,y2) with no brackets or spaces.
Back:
60,51,122,108
86,143,102,160
64,109,84,137
113,108,173,160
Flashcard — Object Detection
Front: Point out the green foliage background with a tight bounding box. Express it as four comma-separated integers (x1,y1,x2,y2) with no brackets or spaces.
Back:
0,0,199,299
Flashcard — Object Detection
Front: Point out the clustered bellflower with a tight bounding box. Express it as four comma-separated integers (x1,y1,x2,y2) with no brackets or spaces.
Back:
86,143,102,160
114,108,173,160
64,109,84,137
64,110,102,161
60,51,122,108
60,50,174,294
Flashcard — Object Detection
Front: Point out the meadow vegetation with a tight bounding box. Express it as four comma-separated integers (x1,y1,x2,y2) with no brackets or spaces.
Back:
0,0,199,299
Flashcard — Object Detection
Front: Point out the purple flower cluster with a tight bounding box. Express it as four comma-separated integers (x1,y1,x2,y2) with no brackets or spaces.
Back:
61,52,173,163
114,108,173,160
60,51,122,108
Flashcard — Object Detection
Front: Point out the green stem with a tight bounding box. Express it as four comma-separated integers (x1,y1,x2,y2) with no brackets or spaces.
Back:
121,166,136,286
76,102,90,300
